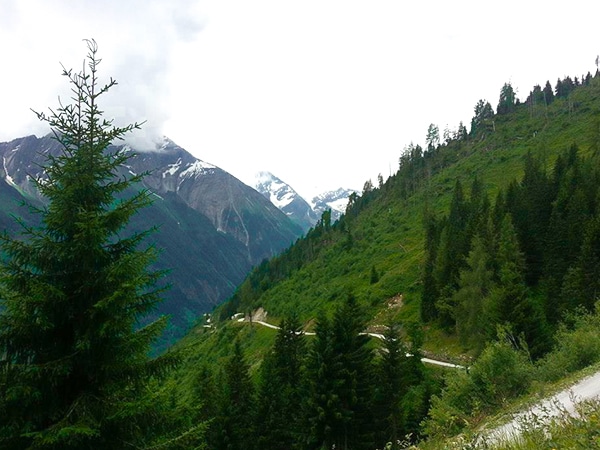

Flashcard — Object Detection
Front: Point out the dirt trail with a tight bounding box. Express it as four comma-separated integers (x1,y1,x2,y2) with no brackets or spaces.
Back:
482,370,600,445
241,318,464,369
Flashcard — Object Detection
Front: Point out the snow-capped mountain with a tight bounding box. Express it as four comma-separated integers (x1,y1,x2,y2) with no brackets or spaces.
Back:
312,188,357,221
128,139,302,261
253,171,318,232
252,170,357,229
311,188,358,221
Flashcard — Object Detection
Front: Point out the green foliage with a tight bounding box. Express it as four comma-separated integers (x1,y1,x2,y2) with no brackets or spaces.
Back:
374,323,428,448
256,314,306,449
0,40,183,449
470,99,494,138
426,124,440,152
303,295,376,450
453,235,494,351
536,305,600,382
424,336,534,438
212,340,256,450
497,82,517,115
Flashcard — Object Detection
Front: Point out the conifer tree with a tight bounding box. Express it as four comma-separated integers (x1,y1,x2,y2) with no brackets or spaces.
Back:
256,314,306,449
469,100,494,138
543,80,555,105
560,216,600,312
509,153,553,285
421,212,440,322
375,324,412,449
433,180,469,327
497,82,516,115
303,296,375,450
214,340,256,450
0,40,176,449
453,235,494,351
488,215,549,357
329,295,375,450
303,312,337,449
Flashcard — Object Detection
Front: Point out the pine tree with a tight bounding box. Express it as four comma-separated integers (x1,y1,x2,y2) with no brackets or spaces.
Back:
421,213,440,322
256,314,306,449
214,340,256,450
543,147,593,320
303,296,375,450
469,100,494,138
303,312,338,450
0,40,175,449
560,216,600,312
433,180,469,328
488,215,549,357
509,153,554,285
425,124,440,152
329,295,375,450
543,80,555,105
497,82,516,115
453,235,494,351
374,324,413,449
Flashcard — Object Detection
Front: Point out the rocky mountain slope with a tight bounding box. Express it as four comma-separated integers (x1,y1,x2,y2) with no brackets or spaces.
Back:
0,135,303,336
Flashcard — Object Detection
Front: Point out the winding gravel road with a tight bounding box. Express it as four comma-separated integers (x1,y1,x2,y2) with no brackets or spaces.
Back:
482,370,600,445
245,319,465,369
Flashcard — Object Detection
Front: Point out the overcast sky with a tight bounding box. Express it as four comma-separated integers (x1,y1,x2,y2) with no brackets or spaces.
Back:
1,1,599,199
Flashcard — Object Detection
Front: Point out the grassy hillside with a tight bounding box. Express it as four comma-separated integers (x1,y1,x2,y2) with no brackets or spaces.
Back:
198,76,600,353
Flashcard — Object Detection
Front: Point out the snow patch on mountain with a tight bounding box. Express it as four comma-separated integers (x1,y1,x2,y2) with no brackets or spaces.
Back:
254,171,297,209
3,156,16,187
163,158,182,177
180,160,216,178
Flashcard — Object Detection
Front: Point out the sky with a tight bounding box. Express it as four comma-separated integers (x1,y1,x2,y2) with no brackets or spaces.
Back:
1,1,599,200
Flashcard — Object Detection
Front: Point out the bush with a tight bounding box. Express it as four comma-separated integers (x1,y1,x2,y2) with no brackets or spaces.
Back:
536,306,600,382
423,337,533,438
469,339,533,407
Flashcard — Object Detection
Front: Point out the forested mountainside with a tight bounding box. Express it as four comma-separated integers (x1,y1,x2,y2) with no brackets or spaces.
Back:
167,72,600,449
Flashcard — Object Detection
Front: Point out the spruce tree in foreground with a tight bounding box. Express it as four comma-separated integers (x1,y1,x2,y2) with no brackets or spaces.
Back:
0,40,176,449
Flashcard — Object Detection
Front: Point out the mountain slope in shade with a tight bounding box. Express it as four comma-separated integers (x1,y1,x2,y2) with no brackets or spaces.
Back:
0,135,303,338
253,171,318,232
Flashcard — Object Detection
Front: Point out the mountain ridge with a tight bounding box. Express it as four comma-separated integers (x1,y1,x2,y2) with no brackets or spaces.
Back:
0,134,303,337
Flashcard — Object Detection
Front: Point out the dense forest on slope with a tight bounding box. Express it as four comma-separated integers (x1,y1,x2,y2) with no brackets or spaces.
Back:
170,71,600,448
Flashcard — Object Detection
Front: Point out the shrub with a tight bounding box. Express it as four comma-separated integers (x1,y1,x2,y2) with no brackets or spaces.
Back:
423,337,533,438
536,306,600,382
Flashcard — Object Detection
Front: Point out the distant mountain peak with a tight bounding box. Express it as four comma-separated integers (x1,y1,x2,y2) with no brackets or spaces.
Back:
252,171,358,231
252,171,318,232
312,187,357,221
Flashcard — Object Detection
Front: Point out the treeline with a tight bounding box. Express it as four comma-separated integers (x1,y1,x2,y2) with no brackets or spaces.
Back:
421,146,600,358
196,296,437,450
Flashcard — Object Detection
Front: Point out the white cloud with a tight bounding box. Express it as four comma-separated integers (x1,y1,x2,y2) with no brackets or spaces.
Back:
1,0,599,199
